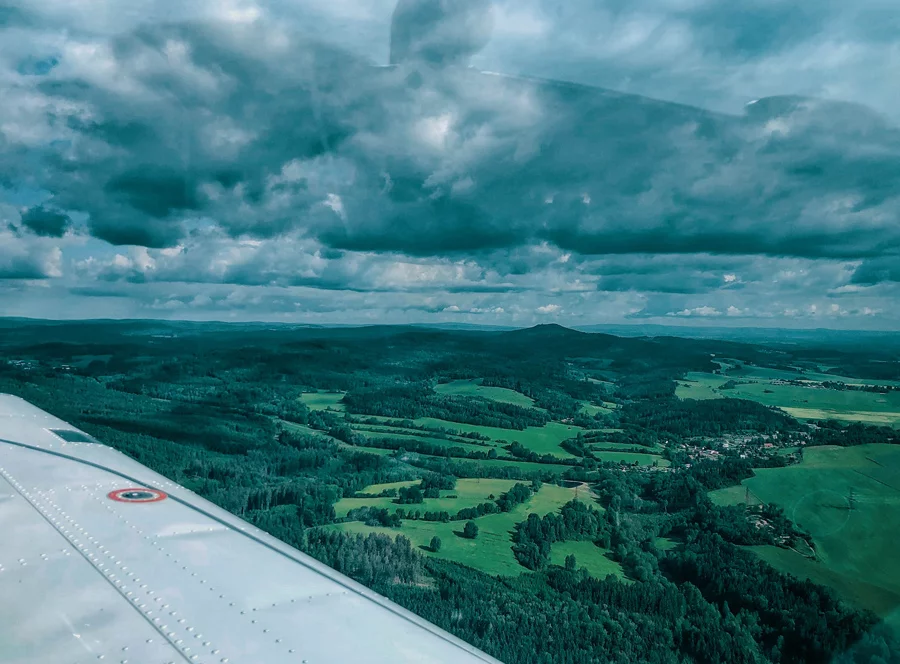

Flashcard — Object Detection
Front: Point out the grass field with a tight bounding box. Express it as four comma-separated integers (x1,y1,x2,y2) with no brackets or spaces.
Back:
362,448,577,476
287,414,582,476
339,443,396,456
780,408,900,426
593,451,669,467
280,421,345,443
676,371,900,426
579,401,616,416
438,456,578,475
710,445,900,623
335,478,521,518
588,442,663,453
353,429,493,453
411,418,581,459
331,483,584,576
434,379,537,408
363,480,419,493
353,424,477,444
299,392,347,411
549,540,624,578
675,373,725,400
349,411,595,459
709,484,756,506
655,537,678,551
729,364,900,388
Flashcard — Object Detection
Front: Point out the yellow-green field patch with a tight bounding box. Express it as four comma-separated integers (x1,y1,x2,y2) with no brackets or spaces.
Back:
675,373,728,400
579,402,616,416
338,444,396,456
330,483,584,576
709,484,757,506
594,451,669,467
335,478,520,518
675,371,900,426
655,537,678,551
412,418,580,459
714,445,900,622
353,429,493,453
588,442,663,453
299,392,346,411
434,379,537,408
550,540,624,578
781,407,900,426
361,480,419,494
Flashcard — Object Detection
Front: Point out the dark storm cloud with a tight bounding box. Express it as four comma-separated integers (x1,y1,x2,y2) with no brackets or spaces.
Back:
2,0,900,327
851,257,900,285
104,168,200,218
8,9,900,265
0,258,50,279
390,0,494,66
67,286,130,298
590,255,748,295
20,205,70,237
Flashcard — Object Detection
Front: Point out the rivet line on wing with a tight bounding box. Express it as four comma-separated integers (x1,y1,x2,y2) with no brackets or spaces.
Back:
0,464,193,664
84,485,305,661
81,484,235,664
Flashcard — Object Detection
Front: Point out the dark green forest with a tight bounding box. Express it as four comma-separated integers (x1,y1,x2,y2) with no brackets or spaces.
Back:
1,319,898,663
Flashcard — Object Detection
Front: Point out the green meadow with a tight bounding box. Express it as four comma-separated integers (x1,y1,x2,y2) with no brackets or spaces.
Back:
353,429,494,453
334,478,521,517
299,391,347,411
332,483,584,576
710,445,900,624
549,540,624,578
411,418,581,459
593,451,669,467
676,371,900,426
434,379,537,408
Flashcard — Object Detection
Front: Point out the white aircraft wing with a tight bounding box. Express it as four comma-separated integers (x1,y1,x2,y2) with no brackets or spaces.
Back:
0,393,503,664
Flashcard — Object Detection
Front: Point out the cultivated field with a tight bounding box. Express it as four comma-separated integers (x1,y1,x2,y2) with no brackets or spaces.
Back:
677,370,900,426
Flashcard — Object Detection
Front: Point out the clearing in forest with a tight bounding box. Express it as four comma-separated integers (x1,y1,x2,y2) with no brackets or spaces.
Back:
299,392,347,411
549,540,624,579
352,429,494,453
332,483,584,576
434,379,537,408
334,478,521,518
579,401,616,416
412,418,581,459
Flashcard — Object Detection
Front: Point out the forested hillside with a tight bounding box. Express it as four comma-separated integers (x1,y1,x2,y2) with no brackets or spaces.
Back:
1,319,897,663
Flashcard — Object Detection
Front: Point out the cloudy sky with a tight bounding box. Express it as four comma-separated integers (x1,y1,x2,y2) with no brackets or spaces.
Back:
1,0,899,328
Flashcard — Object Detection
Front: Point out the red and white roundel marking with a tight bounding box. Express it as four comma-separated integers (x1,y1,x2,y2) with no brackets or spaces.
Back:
107,488,168,503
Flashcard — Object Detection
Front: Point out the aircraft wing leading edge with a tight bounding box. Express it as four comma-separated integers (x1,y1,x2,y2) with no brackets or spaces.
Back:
0,393,503,664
